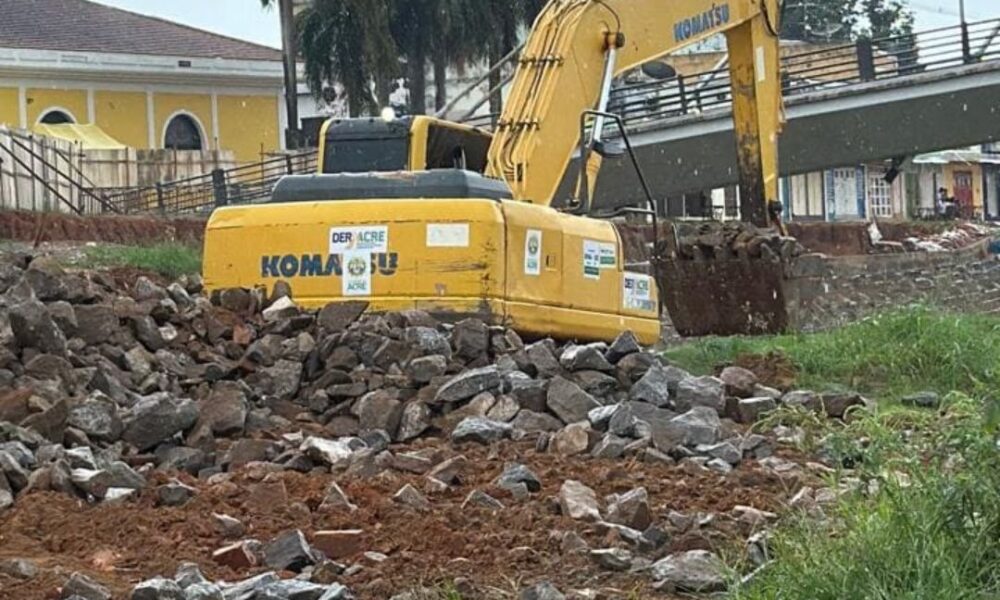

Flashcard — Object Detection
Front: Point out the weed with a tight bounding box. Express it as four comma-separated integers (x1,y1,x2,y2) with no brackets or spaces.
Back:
665,307,1000,402
79,243,202,279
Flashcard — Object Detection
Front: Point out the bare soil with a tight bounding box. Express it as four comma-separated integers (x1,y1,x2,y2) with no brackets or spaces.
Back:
0,439,806,599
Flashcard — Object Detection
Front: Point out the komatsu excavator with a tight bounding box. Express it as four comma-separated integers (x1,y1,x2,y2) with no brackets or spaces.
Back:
203,0,784,345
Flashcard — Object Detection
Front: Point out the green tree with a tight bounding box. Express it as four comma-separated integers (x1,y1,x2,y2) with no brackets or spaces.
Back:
781,0,859,42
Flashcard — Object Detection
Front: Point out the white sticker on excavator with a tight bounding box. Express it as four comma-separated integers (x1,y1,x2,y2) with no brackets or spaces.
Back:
342,251,372,296
329,226,388,254
525,229,542,276
427,224,470,247
583,240,601,280
624,273,655,312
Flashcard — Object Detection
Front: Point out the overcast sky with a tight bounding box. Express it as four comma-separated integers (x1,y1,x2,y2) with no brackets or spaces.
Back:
93,0,994,50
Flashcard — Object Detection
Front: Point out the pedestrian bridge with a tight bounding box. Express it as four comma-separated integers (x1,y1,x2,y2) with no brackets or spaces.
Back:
531,18,1000,211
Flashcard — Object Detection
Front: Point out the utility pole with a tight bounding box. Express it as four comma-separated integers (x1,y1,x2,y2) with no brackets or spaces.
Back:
279,0,301,149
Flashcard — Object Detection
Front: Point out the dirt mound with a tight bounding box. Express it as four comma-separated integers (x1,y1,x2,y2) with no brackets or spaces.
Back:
0,209,205,245
732,352,799,391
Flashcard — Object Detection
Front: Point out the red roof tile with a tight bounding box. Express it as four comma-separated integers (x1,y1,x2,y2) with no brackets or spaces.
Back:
0,0,282,61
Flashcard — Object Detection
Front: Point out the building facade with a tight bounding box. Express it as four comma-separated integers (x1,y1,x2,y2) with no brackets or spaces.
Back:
0,0,286,164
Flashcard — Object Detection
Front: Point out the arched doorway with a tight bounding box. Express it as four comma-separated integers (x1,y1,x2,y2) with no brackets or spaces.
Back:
38,109,75,125
163,114,204,151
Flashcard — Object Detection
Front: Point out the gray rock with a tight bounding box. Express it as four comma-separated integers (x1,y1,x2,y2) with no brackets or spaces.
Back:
261,359,303,401
10,299,66,354
259,580,331,599
616,352,657,382
606,331,641,363
675,376,726,414
462,489,504,511
403,326,452,359
318,301,367,331
782,390,822,412
134,276,168,302
122,393,198,451
510,410,564,433
0,558,38,579
508,376,549,412
558,480,600,521
559,345,613,372
495,463,541,493
0,472,13,510
216,572,278,599
901,391,941,409
67,395,122,442
352,392,403,438
451,318,489,361
821,392,868,418
737,397,778,424
131,315,166,351
590,434,627,459
486,395,520,422
526,342,562,377
73,305,118,345
157,481,197,507
590,548,633,571
720,366,758,398
588,404,619,430
629,363,671,407
62,572,112,600
174,562,208,589
184,582,224,600
71,468,115,498
606,487,651,530
0,441,35,470
24,259,67,301
551,422,592,456
652,407,721,449
697,441,742,465
396,402,431,442
198,385,249,436
451,417,512,445
301,437,359,468
650,550,727,592
45,302,77,340
572,370,619,397
106,461,146,490
434,366,501,403
546,377,600,425
0,450,30,491
264,529,317,573
130,577,185,600
405,355,447,384
519,582,565,600
609,402,675,438
393,483,431,512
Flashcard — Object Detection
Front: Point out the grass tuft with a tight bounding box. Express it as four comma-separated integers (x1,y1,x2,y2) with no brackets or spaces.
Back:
665,306,1000,402
80,243,202,279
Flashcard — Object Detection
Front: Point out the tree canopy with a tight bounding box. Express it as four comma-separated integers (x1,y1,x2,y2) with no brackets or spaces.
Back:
780,0,914,43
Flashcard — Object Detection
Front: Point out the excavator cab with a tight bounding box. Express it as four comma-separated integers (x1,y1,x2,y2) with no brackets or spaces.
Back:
318,116,493,175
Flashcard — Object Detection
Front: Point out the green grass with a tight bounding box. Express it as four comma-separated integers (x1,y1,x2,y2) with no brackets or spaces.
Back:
734,394,1000,600
80,243,202,279
665,307,1000,402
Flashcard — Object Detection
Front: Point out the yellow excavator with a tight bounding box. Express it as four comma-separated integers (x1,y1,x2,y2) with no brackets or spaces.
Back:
203,0,784,345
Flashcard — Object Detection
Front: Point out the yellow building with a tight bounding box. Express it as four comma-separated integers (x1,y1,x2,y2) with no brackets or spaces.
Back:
0,0,286,163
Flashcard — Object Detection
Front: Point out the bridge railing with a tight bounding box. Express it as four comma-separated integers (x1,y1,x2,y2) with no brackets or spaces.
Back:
609,18,1000,131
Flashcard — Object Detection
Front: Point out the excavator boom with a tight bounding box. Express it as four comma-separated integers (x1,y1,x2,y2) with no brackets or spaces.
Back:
487,0,783,225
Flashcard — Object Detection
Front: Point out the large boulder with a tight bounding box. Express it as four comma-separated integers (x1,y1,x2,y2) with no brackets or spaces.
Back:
675,376,726,414
720,366,758,398
605,331,641,363
73,305,119,345
652,407,721,449
629,363,671,407
559,345,614,373
434,366,501,404
67,393,122,442
558,480,600,521
9,300,66,354
196,385,249,437
451,417,513,445
122,393,199,451
546,377,601,424
451,318,490,361
352,391,403,438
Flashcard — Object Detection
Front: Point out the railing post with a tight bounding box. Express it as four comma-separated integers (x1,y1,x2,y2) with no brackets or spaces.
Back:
155,182,165,215
961,21,974,64
285,155,294,175
212,168,228,207
677,74,689,114
856,38,876,81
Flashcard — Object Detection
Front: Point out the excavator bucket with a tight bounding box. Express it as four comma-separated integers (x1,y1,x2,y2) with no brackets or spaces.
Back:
652,223,798,338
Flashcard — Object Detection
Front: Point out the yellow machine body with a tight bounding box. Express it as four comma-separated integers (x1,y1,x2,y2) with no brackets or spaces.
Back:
203,0,784,344
203,196,661,344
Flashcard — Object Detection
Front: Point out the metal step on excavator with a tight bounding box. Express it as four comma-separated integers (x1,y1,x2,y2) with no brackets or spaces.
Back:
202,0,794,344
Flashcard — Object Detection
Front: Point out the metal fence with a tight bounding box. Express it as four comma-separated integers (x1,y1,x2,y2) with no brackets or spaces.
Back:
93,150,318,215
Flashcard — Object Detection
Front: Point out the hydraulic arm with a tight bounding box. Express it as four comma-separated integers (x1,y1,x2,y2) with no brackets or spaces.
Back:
486,0,783,226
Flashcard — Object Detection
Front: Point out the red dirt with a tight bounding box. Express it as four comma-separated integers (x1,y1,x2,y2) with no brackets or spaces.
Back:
0,439,806,599
732,352,800,392
0,210,205,246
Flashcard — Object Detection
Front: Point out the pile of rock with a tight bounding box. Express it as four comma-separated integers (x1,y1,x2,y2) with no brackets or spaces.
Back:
0,252,867,515
664,222,804,262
